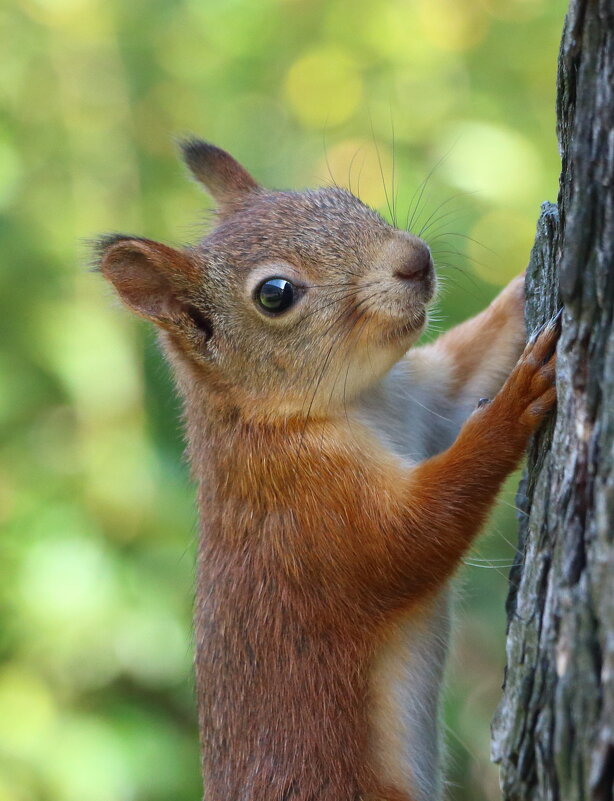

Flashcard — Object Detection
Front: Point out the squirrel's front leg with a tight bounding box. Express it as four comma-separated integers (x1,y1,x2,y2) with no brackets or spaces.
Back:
413,273,527,406
388,317,558,601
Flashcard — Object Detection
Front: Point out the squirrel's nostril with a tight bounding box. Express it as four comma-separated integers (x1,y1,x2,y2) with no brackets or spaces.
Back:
395,247,433,281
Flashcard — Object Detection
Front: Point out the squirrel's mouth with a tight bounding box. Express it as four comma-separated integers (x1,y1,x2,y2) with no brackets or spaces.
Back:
376,308,428,343
397,308,426,334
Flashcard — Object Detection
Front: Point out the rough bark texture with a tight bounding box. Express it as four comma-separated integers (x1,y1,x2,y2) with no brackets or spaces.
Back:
491,1,614,799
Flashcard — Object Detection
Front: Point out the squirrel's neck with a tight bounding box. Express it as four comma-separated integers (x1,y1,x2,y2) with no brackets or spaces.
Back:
176,358,339,498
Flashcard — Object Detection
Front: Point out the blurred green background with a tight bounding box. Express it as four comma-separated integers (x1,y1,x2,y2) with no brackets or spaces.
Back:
1,0,566,799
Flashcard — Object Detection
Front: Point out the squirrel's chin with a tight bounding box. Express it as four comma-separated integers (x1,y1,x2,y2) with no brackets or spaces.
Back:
378,308,427,345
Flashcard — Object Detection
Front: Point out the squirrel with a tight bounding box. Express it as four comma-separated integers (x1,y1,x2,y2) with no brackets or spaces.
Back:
97,139,558,801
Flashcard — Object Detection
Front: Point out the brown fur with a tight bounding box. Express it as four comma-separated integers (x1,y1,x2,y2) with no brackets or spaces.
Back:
97,140,558,801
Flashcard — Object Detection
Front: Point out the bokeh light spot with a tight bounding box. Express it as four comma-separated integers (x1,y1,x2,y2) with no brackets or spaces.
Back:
480,0,546,21
317,139,394,213
42,302,142,419
285,47,363,128
0,1,568,798
19,537,116,625
437,121,542,205
0,667,57,757
0,137,22,209
114,608,190,685
468,210,538,283
47,717,132,801
418,0,490,51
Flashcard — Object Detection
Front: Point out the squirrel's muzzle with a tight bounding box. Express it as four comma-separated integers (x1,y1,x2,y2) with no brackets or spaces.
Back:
394,241,433,282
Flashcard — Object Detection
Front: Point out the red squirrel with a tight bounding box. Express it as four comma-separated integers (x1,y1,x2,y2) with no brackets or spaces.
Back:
97,140,558,801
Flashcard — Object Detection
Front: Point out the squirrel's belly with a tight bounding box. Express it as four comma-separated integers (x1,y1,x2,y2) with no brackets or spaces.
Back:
369,590,451,801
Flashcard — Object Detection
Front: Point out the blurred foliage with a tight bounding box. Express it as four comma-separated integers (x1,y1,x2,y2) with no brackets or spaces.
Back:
0,0,567,799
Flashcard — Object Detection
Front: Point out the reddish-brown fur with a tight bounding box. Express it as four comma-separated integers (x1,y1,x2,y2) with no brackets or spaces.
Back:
182,331,556,801
97,140,558,801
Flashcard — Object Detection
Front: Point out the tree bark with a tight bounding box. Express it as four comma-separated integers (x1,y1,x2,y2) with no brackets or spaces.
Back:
491,1,614,799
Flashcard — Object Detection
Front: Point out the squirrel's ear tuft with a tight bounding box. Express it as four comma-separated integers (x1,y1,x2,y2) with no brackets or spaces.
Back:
95,235,205,332
178,138,260,208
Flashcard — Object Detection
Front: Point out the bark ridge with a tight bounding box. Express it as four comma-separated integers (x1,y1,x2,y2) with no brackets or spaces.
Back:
491,1,614,799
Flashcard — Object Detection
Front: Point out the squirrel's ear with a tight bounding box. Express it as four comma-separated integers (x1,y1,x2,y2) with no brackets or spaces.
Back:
178,138,260,208
96,235,210,337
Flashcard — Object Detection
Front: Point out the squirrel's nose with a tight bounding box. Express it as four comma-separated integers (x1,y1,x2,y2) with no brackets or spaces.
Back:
394,244,433,281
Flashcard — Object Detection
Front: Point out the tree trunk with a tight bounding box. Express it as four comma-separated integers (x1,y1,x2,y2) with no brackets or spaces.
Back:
491,1,614,799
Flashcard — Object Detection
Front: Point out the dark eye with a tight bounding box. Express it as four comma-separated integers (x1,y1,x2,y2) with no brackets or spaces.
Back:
256,278,295,314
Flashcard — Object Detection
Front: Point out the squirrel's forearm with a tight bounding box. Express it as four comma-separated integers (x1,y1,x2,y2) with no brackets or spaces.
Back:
376,323,558,604
422,274,527,403
394,405,527,598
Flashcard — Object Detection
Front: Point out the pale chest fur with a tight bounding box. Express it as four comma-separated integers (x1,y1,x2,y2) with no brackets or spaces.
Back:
354,353,472,801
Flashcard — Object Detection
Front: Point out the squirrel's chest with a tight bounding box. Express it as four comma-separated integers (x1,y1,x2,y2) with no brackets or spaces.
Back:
368,593,451,801
354,360,465,463
353,363,460,800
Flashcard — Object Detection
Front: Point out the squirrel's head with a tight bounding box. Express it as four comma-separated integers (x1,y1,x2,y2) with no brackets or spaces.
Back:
98,139,436,421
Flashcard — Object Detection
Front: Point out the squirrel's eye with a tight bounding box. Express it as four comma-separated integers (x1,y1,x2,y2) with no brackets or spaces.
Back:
256,278,295,314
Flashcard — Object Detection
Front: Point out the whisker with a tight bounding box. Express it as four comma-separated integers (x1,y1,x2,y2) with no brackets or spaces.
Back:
418,190,476,238
497,498,529,519
390,110,397,228
322,121,338,188
293,285,393,476
431,248,490,272
370,118,394,224
293,301,364,458
298,285,379,326
420,208,472,240
405,145,456,233
340,311,375,444
356,150,368,201
347,145,364,197
291,331,349,478
443,721,481,762
465,556,516,562
405,171,436,234
422,206,471,230
327,299,375,423
428,230,495,255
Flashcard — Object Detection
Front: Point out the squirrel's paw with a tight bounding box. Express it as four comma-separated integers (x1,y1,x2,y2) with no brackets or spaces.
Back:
493,310,561,433
493,273,526,327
